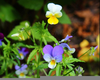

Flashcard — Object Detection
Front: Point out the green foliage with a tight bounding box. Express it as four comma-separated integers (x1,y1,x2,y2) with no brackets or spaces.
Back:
17,0,44,11
0,0,21,22
36,63,48,70
58,10,71,24
27,49,37,64
7,21,31,40
31,22,59,44
56,64,62,76
63,56,84,65
48,68,56,76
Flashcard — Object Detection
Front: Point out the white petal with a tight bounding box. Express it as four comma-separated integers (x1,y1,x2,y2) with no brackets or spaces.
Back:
19,75,26,78
11,33,19,37
47,3,55,12
22,70,28,74
48,61,56,69
15,70,21,75
47,3,62,13
68,48,75,54
46,11,53,18
54,12,62,18
43,54,52,62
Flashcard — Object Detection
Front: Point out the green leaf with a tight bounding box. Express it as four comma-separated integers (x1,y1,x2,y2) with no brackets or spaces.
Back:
56,64,62,76
0,0,21,22
31,22,58,43
11,48,21,58
48,68,56,76
36,63,48,70
15,42,35,48
17,0,44,11
27,49,37,64
58,10,71,24
64,56,84,64
7,21,31,40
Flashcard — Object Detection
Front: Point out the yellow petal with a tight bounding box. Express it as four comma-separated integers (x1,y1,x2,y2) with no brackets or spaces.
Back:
80,39,89,48
54,12,62,18
48,16,59,25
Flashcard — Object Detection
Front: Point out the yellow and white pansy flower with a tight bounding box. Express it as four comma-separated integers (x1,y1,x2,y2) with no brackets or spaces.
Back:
46,3,62,25
15,69,28,78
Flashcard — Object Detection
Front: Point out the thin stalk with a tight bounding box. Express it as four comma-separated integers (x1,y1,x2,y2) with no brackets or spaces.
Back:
46,23,49,29
24,29,36,45
42,69,48,76
78,49,90,59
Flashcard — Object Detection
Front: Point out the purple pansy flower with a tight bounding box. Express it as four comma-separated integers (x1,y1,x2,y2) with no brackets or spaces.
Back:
17,47,29,60
59,35,72,43
15,64,28,78
0,33,4,46
43,45,64,69
59,43,75,54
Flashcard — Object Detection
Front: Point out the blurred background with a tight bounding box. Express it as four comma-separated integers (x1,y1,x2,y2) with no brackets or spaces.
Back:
0,0,100,76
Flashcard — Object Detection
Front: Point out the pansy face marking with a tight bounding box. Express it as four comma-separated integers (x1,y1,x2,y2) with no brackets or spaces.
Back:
43,45,64,69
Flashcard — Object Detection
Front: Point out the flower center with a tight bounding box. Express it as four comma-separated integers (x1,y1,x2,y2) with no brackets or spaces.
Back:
20,53,23,57
20,72,24,76
50,60,56,65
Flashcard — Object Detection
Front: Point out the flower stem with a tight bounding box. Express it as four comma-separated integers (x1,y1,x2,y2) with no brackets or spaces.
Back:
24,29,36,46
78,49,90,59
42,69,48,76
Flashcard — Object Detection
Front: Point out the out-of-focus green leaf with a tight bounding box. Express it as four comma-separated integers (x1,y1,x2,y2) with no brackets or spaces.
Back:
58,10,71,24
31,22,59,44
36,63,48,70
7,21,31,40
27,49,37,64
0,0,21,22
17,0,44,11
56,64,62,76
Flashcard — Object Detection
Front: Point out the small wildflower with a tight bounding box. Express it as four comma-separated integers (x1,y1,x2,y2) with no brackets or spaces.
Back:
17,47,29,60
59,43,75,54
90,46,98,56
59,35,73,43
15,64,28,78
46,3,62,25
43,45,64,69
75,66,84,76
0,33,4,46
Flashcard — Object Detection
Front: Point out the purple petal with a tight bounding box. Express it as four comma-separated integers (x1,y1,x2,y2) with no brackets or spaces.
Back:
21,47,26,52
94,46,98,50
15,65,20,70
23,51,29,56
43,45,53,55
65,35,72,41
0,41,2,46
59,43,71,50
43,54,52,62
54,55,62,62
0,33,4,40
20,64,27,71
52,46,64,57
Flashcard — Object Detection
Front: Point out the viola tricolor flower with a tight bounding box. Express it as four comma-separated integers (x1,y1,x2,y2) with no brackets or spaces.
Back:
59,35,73,43
43,45,64,69
46,3,62,25
15,64,28,78
59,43,75,54
0,33,4,46
17,47,29,60
90,46,98,56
